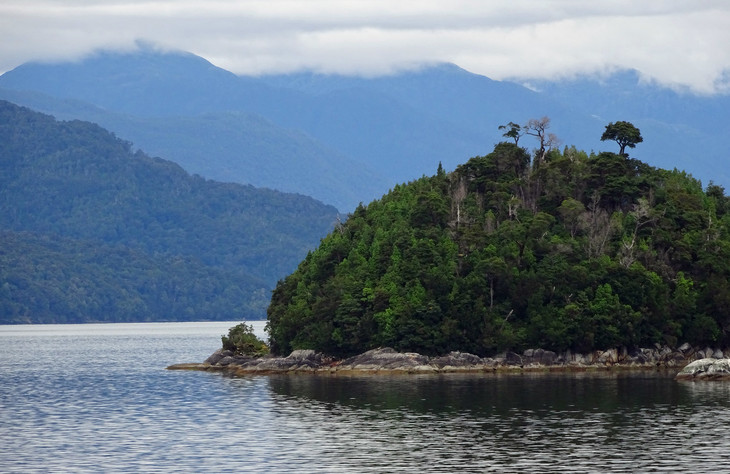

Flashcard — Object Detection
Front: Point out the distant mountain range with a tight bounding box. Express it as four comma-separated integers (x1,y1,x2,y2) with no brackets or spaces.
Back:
2,46,727,211
0,100,338,323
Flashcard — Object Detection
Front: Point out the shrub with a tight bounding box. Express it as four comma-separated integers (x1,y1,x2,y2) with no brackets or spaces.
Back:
221,322,269,356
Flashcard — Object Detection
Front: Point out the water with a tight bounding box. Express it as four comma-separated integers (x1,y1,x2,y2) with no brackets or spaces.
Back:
2,322,730,472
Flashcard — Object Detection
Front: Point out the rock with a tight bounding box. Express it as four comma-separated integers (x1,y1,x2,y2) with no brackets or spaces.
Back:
598,349,617,364
539,350,557,365
522,348,557,366
504,351,522,366
338,347,431,371
431,351,484,369
204,349,232,365
173,345,729,376
676,358,730,380
166,363,207,370
288,349,318,361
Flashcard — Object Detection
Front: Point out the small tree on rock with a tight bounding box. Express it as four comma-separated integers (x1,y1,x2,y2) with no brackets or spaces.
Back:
222,322,269,356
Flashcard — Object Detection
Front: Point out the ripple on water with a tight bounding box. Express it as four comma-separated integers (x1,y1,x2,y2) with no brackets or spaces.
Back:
2,323,730,472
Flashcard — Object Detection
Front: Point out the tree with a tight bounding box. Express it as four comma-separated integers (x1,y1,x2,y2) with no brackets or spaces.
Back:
222,322,269,356
498,122,523,145
524,117,559,165
601,121,643,156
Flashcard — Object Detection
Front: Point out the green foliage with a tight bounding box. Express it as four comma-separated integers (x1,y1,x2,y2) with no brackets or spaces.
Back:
222,322,269,356
0,100,338,323
601,121,643,156
0,231,268,323
267,136,730,357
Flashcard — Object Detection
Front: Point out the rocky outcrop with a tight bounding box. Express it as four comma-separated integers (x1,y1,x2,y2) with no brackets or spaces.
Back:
675,358,730,380
167,344,730,375
337,348,434,372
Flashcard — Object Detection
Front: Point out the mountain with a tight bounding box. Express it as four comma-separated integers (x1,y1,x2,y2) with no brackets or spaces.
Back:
0,100,339,323
0,88,384,213
0,47,591,210
267,142,730,358
1,46,727,207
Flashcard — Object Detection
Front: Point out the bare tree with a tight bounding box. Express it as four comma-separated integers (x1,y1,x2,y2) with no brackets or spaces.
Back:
524,117,559,165
582,192,618,258
450,177,468,228
618,198,657,268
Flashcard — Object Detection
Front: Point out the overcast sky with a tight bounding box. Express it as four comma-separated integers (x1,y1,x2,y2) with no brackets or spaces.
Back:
2,0,730,94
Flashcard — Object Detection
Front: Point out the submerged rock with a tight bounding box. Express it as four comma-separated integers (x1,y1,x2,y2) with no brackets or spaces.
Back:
676,359,730,380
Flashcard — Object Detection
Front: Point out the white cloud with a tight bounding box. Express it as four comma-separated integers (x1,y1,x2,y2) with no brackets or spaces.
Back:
1,0,729,94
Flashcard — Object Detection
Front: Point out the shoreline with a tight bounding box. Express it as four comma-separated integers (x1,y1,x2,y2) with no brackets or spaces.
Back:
168,345,730,379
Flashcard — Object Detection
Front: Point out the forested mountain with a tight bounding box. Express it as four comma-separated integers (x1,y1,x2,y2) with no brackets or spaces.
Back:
0,88,385,213
267,140,730,358
0,100,339,323
0,231,265,323
2,46,726,211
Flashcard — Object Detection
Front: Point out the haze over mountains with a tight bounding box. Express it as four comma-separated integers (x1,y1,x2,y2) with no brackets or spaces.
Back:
1,46,727,213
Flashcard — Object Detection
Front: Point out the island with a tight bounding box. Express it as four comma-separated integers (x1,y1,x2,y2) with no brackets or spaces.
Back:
170,122,730,377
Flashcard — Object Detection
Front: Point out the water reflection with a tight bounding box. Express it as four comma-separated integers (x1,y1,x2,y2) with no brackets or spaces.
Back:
263,372,730,472
267,370,690,414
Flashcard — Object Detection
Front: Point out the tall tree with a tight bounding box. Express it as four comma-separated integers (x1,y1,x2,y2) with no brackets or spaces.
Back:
601,121,643,156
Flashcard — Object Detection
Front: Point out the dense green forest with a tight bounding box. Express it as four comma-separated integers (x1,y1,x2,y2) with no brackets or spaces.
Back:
0,231,266,323
0,100,338,323
267,123,730,357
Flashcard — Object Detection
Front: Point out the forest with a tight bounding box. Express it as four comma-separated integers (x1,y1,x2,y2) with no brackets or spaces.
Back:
267,119,730,357
0,100,338,323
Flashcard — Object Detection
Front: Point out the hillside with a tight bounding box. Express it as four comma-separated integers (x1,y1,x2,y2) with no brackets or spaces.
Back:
1,46,727,209
0,100,339,323
267,140,730,357
0,87,386,212
0,231,266,323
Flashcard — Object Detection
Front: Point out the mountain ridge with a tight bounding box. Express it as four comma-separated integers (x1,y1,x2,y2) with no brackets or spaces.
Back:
1,46,727,209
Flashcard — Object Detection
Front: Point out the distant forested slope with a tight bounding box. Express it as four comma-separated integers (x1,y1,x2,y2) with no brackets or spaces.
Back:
0,101,338,323
268,141,730,357
0,231,266,323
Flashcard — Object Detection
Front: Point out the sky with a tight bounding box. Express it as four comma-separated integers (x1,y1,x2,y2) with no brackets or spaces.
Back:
2,0,730,94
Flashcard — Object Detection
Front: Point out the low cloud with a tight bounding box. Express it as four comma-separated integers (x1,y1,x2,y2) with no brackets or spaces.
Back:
1,0,729,94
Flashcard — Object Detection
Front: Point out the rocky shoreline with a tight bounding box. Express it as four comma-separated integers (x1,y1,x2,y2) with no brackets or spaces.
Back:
167,344,730,379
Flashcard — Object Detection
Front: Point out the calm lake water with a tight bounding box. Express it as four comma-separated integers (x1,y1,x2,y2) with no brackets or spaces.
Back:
1,322,730,473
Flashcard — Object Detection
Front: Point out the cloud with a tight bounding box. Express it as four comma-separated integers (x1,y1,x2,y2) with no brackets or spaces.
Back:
1,0,729,94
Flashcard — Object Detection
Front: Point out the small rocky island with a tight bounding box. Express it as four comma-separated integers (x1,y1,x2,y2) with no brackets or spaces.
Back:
168,344,730,377
675,358,730,380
